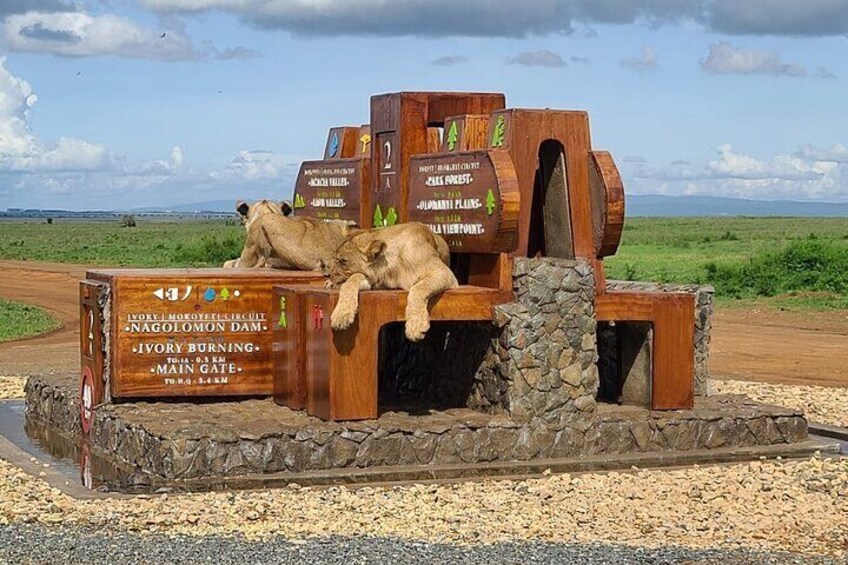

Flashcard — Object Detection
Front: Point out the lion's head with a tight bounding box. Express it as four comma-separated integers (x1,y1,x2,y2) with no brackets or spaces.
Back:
323,237,386,287
235,199,292,229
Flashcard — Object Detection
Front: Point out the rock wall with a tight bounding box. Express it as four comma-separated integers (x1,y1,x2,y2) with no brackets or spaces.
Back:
24,374,809,482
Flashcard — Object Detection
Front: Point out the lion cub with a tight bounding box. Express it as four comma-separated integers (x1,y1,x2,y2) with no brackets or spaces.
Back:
324,222,458,341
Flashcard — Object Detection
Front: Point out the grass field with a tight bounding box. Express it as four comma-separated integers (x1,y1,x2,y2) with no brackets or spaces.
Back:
1,216,846,309
0,298,60,343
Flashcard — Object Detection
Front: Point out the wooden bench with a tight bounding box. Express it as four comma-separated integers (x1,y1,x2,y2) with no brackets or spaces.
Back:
274,282,511,420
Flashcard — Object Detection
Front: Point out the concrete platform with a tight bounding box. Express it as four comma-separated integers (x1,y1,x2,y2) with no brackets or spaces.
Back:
23,373,818,492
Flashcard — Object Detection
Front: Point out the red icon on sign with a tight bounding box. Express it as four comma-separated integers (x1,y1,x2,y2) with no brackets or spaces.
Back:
312,305,324,329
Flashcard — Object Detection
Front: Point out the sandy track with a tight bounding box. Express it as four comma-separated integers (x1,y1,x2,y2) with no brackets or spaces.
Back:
0,260,87,375
0,260,846,388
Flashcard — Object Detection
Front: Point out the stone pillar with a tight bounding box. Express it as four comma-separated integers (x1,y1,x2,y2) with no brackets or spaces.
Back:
469,258,598,420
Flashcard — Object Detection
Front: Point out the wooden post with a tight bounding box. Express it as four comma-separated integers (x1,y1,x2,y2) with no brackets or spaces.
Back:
369,92,505,228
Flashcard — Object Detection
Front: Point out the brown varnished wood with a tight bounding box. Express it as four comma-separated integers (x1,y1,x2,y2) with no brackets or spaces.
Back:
407,149,519,254
354,125,372,158
285,284,512,421
442,114,491,152
80,280,107,406
426,127,442,153
85,269,324,399
487,109,594,260
589,150,625,258
370,92,506,226
466,253,514,291
324,127,361,160
294,158,370,226
272,286,309,410
595,292,695,410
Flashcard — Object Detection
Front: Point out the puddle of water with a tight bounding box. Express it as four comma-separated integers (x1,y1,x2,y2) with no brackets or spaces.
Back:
0,400,159,494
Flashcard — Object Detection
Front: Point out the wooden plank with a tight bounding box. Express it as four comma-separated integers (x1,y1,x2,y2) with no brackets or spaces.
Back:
442,114,491,152
272,286,309,410
79,280,107,432
595,291,695,410
487,109,593,260
589,150,625,258
651,294,695,410
353,125,372,158
426,127,442,153
86,270,324,399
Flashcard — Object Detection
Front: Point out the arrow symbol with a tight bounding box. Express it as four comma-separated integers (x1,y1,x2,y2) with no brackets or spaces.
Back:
153,288,165,300
328,131,340,157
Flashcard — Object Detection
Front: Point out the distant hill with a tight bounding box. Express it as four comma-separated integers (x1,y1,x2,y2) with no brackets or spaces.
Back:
131,200,236,214
626,195,848,217
143,195,848,217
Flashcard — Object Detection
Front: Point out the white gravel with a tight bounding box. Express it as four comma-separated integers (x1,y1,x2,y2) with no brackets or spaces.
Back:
1,454,846,559
0,376,25,400
713,379,848,428
2,375,847,558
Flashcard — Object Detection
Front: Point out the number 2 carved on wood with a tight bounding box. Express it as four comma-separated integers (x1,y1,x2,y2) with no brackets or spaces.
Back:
383,140,392,170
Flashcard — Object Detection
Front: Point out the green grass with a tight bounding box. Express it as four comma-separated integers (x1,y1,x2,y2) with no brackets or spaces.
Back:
0,219,244,267
1,216,847,310
0,298,61,342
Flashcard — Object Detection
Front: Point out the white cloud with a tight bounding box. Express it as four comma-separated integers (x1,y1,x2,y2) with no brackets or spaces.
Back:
628,143,848,201
0,56,109,172
0,11,202,60
700,42,806,77
0,57,298,209
620,46,657,72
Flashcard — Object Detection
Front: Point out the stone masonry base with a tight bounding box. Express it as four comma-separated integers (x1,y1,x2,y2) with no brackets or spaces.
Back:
26,373,808,486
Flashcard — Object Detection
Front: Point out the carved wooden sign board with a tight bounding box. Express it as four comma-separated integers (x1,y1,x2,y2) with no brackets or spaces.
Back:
293,161,363,224
85,269,323,399
408,150,518,253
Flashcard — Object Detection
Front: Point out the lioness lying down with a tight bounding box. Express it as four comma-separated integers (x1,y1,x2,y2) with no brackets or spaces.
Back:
233,212,356,270
224,199,355,270
223,200,292,268
324,222,458,341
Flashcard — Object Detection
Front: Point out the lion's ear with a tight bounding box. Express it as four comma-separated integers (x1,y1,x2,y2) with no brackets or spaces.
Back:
280,201,293,216
366,240,386,262
236,201,250,217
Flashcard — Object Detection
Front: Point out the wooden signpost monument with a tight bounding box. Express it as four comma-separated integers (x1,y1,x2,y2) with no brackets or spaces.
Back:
80,91,697,432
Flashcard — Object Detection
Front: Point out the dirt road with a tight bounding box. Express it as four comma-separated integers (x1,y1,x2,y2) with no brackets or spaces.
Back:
0,260,846,387
0,260,85,375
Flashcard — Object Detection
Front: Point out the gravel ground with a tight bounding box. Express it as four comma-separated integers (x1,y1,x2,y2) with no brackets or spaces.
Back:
2,375,847,560
0,375,25,399
1,454,846,559
714,379,848,428
0,525,838,565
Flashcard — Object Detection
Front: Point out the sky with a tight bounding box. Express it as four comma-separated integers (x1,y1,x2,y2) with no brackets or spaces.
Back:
1,1,848,210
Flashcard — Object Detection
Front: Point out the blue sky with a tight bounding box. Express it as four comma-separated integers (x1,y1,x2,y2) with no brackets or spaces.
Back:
1,0,847,210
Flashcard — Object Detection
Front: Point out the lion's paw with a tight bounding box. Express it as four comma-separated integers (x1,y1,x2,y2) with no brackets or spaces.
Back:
404,313,430,342
331,304,357,330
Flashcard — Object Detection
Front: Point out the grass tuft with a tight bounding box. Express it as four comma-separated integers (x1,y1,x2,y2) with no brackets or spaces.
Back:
0,299,61,342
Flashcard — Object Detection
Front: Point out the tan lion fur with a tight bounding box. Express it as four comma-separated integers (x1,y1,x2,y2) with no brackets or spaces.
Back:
223,199,292,268
324,222,457,341
232,214,356,270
